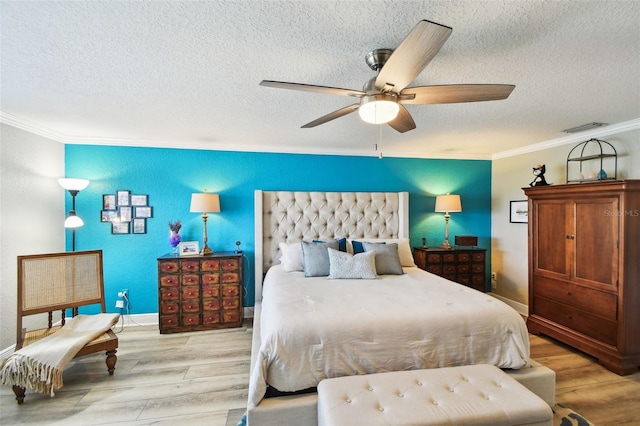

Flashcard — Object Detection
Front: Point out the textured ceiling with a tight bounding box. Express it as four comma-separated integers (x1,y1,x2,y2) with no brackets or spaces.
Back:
1,0,639,159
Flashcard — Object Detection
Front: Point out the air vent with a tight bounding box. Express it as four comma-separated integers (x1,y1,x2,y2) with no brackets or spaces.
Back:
562,122,608,133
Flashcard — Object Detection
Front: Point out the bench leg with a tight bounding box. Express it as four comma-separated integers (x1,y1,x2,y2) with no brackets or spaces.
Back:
13,385,26,404
106,349,117,375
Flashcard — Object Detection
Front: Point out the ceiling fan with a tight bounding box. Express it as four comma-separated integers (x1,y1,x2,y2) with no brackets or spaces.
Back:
260,20,515,133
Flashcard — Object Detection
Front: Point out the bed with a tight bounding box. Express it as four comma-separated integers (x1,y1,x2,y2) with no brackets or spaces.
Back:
248,191,531,425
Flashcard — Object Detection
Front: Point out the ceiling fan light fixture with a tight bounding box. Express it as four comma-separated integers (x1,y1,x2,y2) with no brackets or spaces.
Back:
358,94,400,124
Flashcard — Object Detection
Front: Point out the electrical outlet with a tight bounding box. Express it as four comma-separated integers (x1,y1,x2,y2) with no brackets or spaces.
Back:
115,299,124,308
491,272,497,289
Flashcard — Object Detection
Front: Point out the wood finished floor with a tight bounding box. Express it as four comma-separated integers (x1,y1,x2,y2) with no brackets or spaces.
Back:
1,321,639,425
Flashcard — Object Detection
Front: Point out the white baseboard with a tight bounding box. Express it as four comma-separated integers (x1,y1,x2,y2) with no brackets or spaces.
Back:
489,292,528,316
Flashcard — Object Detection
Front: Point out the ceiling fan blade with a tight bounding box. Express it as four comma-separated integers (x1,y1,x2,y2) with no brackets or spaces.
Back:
400,84,515,104
375,20,452,93
387,105,416,133
301,103,360,128
260,80,364,97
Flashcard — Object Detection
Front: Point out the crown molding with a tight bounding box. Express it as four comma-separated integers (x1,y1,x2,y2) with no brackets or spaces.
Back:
3,110,636,161
0,111,67,142
1,111,491,160
492,118,640,160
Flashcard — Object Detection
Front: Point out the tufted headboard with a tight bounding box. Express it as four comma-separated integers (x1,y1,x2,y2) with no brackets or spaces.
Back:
253,190,409,301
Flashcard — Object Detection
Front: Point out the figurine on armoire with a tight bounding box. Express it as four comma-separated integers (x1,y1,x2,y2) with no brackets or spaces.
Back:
529,164,549,186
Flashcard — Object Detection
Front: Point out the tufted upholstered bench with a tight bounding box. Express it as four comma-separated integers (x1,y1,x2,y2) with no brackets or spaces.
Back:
317,364,553,426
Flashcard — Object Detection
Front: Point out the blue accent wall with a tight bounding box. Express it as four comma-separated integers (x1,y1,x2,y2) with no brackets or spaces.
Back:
65,145,491,313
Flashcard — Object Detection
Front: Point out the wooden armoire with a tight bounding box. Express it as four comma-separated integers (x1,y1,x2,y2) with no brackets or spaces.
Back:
524,180,640,375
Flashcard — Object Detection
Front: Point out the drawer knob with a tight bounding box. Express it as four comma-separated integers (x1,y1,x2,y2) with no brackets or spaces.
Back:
567,291,572,296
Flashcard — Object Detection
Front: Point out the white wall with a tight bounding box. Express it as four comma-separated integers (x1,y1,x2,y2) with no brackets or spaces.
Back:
491,128,640,306
0,124,65,350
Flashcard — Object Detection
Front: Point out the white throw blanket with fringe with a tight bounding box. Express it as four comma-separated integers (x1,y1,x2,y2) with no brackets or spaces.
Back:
0,313,119,397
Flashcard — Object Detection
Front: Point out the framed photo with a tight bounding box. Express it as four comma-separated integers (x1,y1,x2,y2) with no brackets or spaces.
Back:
179,241,200,256
101,210,118,222
131,194,148,206
134,206,153,218
118,206,132,222
103,194,116,210
111,221,130,234
132,218,146,234
510,200,529,223
116,190,130,206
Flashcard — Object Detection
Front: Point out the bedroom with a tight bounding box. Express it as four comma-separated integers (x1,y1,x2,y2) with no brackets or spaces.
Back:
1,1,640,424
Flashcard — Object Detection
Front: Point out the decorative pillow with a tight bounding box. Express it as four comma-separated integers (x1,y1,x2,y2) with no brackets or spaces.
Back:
362,242,404,275
350,238,415,267
313,237,348,252
328,248,379,279
302,240,339,277
278,242,303,272
351,240,384,254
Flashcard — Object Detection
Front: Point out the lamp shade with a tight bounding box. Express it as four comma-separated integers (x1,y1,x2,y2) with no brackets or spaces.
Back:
190,192,220,213
64,213,84,228
435,194,462,213
58,178,89,191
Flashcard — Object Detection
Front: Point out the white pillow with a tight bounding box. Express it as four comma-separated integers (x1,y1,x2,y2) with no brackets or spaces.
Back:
327,248,379,279
278,242,303,272
347,238,416,267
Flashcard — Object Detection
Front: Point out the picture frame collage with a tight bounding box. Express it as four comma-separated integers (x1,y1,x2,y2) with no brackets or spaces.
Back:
101,190,153,234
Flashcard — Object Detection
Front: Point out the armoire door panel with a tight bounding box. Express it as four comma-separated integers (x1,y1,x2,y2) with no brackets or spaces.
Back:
573,198,619,290
534,201,570,278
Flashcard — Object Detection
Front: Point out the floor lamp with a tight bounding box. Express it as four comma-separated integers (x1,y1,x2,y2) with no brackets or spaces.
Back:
435,193,462,250
190,190,220,256
58,178,90,251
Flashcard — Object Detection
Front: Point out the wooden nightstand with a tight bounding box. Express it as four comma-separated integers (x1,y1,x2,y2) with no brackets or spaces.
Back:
413,247,487,292
157,252,243,334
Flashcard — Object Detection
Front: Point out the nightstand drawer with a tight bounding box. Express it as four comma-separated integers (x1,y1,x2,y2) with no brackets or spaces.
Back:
181,260,200,272
203,298,221,311
181,314,200,326
159,261,179,274
159,275,179,287
202,284,220,298
222,259,239,271
160,302,179,315
201,259,220,271
181,274,199,286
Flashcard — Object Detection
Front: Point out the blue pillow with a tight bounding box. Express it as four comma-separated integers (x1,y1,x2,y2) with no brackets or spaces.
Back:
352,240,385,254
302,240,339,277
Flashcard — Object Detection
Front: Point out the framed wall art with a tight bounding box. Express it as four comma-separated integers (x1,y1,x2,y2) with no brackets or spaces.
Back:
131,194,148,206
103,194,116,210
134,206,153,218
132,218,146,234
101,210,117,222
116,190,131,206
111,221,130,234
119,206,132,222
510,200,529,223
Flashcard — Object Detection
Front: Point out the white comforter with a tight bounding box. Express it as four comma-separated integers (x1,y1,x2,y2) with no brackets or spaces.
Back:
248,265,529,408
